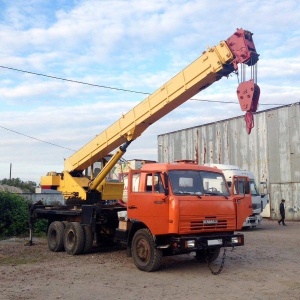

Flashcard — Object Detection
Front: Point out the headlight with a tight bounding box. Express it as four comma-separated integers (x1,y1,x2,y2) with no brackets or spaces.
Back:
231,237,239,244
186,240,195,248
231,236,243,245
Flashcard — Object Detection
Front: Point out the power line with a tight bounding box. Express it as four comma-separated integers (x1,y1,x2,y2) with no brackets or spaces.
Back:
0,65,150,95
0,125,75,152
190,98,285,106
0,99,288,151
0,65,286,106
0,65,288,150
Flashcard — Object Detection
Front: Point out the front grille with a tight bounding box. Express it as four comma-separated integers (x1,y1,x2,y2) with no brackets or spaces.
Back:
190,219,227,230
178,215,236,233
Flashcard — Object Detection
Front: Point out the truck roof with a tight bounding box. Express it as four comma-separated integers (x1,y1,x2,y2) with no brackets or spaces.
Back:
204,163,255,179
204,163,240,170
140,162,224,174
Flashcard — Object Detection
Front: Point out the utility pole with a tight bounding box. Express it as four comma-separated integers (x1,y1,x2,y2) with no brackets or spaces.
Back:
9,163,12,180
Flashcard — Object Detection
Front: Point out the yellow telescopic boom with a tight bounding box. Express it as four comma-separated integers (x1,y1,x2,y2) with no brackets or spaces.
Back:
64,28,259,173
41,28,259,201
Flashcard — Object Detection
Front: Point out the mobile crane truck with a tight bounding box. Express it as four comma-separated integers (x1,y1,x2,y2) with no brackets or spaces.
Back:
205,164,269,228
29,28,260,273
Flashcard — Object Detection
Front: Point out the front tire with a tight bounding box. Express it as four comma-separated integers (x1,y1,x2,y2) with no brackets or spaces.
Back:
47,221,65,252
131,228,162,272
63,222,85,255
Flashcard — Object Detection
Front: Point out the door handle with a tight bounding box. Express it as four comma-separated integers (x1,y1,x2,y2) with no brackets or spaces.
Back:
128,205,137,209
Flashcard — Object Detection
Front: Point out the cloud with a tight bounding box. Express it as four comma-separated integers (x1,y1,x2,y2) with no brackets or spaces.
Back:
0,0,299,183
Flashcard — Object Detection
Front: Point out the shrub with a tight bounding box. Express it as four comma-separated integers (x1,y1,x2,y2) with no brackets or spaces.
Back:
0,192,48,238
0,192,29,237
34,219,48,236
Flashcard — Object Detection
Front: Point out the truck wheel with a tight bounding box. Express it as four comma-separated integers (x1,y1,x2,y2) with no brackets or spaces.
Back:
64,222,85,255
131,228,162,272
47,221,65,252
195,248,220,263
62,221,69,228
82,225,94,254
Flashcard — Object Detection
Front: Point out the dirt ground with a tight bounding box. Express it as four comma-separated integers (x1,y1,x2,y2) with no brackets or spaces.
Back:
0,219,299,300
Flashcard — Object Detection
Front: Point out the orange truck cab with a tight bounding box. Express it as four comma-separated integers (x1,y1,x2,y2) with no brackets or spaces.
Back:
119,161,252,271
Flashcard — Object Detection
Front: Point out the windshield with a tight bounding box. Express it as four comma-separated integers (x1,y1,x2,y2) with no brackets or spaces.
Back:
169,170,230,196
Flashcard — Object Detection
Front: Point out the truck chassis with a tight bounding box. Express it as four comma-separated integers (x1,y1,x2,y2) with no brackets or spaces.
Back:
29,202,245,272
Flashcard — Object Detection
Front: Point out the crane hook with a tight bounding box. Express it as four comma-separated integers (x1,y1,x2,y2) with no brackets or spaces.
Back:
237,80,260,134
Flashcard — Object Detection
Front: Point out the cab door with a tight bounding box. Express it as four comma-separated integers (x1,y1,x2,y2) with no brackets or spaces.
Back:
127,170,169,235
232,176,252,230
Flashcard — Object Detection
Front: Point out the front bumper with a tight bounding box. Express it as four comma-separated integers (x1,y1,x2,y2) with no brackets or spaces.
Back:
157,233,244,254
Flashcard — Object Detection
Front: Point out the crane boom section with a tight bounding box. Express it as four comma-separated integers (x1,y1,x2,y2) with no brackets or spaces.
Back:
65,41,234,172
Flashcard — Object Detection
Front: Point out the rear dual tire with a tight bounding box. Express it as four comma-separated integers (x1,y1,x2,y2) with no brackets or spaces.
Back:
47,221,65,252
64,222,85,255
82,225,94,254
47,221,93,255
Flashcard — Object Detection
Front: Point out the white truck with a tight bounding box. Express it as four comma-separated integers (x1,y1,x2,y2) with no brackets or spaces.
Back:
205,164,268,228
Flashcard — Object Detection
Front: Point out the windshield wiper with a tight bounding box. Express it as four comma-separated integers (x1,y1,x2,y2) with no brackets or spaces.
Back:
175,191,202,197
175,191,193,195
204,192,229,199
204,192,219,196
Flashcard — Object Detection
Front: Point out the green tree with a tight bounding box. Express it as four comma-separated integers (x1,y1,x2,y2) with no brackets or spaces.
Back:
0,178,37,193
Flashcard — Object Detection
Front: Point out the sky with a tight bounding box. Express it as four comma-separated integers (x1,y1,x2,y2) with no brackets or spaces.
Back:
0,0,299,184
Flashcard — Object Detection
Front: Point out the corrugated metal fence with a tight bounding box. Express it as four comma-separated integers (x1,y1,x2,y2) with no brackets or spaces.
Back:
158,102,300,221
